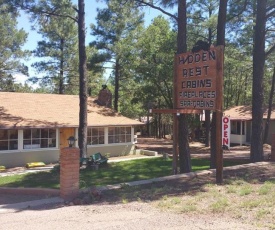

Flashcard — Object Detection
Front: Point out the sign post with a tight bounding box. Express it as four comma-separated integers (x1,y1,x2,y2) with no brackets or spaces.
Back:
151,46,224,182
215,46,224,184
175,46,224,184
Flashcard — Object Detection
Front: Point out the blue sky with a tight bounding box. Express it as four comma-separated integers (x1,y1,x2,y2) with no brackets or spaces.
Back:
15,1,169,86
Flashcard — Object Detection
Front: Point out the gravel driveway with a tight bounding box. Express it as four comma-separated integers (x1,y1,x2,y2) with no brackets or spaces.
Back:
0,201,266,230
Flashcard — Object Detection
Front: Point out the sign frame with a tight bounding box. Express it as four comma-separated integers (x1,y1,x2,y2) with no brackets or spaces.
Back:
174,46,224,111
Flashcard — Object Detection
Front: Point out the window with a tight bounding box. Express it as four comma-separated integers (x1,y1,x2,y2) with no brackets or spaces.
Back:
0,130,18,150
108,127,131,144
231,121,245,135
23,128,56,149
87,127,104,145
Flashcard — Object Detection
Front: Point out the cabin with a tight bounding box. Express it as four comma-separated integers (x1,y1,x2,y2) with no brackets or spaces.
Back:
223,105,275,146
0,92,143,167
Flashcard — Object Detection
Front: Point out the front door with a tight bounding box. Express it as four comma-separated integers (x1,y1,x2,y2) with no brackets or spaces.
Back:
60,128,75,149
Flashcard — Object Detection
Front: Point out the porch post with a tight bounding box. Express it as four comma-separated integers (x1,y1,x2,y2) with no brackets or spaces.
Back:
240,121,243,146
271,134,275,162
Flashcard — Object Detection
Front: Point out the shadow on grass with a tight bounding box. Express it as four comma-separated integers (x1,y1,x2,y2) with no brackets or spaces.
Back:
0,171,60,189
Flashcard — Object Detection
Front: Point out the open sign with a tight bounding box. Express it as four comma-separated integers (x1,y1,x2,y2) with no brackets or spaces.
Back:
222,116,230,148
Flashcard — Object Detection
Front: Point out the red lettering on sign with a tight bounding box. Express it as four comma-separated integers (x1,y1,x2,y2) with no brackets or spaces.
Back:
223,117,229,123
223,138,228,145
224,131,228,138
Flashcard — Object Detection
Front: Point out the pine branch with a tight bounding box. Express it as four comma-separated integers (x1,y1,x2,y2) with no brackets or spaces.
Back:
134,0,177,21
14,2,78,23
265,44,275,58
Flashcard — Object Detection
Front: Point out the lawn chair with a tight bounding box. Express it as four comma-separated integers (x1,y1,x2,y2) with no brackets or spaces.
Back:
90,152,108,165
80,157,90,167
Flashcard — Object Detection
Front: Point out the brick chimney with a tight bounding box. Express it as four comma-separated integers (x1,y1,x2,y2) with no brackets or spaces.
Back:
97,85,112,108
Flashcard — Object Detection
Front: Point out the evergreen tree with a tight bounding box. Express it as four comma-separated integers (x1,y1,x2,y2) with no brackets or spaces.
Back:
250,0,267,162
30,0,78,94
8,0,89,157
90,0,144,112
0,3,29,81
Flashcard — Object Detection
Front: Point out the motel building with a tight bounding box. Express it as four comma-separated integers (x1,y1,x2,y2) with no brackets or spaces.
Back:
223,105,275,147
0,91,143,168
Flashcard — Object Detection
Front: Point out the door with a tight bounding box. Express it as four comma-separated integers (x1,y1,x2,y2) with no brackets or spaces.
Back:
60,128,75,149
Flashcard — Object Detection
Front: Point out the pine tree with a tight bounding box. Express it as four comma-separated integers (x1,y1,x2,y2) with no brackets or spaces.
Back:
0,3,29,80
90,0,144,112
30,0,78,94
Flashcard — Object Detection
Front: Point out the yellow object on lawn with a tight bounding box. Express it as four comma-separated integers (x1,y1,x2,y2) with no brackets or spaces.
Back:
26,162,46,168
0,166,6,171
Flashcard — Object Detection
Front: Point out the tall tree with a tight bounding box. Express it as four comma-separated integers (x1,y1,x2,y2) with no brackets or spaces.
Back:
9,0,89,157
187,0,219,154
132,0,191,173
223,44,252,108
226,0,274,160
263,67,275,143
214,0,227,184
250,0,267,162
130,16,176,135
90,0,144,112
77,0,88,158
30,0,78,94
134,16,176,109
176,0,192,173
0,3,29,79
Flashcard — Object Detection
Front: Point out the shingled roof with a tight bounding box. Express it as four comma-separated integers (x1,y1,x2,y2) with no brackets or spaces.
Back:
0,92,143,129
224,105,275,120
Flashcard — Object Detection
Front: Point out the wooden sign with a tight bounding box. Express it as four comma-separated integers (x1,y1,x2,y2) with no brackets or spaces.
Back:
175,46,224,110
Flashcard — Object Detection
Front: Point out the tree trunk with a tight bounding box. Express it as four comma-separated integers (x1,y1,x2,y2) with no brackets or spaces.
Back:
210,112,216,169
78,0,88,158
243,73,248,103
146,113,150,136
59,38,64,94
178,113,191,173
205,110,210,147
204,7,214,149
158,113,161,139
263,67,275,143
250,0,266,162
210,0,227,183
177,0,191,173
114,59,119,112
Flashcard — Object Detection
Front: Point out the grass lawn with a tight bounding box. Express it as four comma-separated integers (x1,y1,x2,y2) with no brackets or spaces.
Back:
0,158,244,189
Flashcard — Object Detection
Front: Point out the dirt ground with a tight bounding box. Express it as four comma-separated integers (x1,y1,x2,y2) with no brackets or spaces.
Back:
136,137,271,158
1,200,270,230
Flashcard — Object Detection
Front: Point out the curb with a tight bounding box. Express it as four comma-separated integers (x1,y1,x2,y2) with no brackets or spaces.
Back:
0,187,60,196
0,197,64,213
97,170,213,191
96,161,273,191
